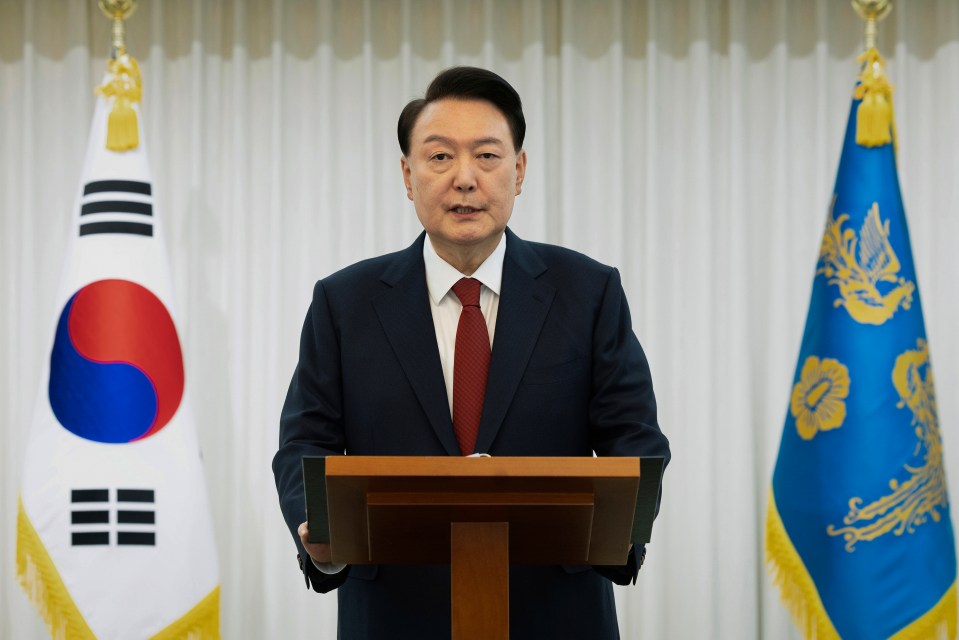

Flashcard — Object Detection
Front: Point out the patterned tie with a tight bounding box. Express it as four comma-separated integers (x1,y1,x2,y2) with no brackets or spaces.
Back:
451,277,490,456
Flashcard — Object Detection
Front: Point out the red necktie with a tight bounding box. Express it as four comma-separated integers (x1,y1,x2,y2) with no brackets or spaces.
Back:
452,278,490,456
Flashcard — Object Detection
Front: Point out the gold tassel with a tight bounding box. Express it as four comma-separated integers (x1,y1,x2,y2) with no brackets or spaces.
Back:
105,100,139,151
95,52,143,152
853,47,896,148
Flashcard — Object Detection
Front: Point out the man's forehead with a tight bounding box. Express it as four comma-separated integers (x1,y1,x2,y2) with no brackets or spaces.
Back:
411,98,510,145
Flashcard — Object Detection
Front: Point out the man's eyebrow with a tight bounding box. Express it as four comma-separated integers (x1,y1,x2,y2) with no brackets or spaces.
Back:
421,134,506,148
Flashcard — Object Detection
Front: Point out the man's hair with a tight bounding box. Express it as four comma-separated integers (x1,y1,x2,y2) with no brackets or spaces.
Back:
397,66,526,156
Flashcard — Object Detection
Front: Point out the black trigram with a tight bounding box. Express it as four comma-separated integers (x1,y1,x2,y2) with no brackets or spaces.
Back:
78,180,154,238
70,489,109,545
70,488,156,546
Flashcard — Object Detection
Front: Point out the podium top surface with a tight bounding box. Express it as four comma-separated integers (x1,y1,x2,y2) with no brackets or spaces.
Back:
324,455,640,479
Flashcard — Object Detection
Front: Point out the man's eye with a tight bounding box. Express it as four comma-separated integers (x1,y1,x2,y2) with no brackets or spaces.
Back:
478,153,498,160
431,153,450,161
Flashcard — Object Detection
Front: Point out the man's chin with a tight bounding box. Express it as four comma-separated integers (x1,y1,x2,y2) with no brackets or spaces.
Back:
449,229,504,249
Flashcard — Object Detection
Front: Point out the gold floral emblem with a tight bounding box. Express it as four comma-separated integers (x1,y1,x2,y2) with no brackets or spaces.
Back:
817,201,915,325
827,339,949,551
791,356,851,440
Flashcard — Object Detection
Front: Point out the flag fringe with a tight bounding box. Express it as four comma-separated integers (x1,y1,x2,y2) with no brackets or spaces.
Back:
150,586,221,640
765,490,841,640
767,490,958,639
888,583,957,640
854,47,896,148
18,496,221,639
16,496,97,640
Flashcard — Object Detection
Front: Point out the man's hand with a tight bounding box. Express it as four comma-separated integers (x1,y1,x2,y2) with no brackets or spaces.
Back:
298,521,333,564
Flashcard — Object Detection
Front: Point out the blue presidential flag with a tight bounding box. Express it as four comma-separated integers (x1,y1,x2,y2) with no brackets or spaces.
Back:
766,48,957,639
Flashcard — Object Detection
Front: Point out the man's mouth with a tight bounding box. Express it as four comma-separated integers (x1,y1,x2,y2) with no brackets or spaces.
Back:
449,206,482,214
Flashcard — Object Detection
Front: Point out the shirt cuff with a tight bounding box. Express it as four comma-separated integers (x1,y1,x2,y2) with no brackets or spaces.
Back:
311,558,347,575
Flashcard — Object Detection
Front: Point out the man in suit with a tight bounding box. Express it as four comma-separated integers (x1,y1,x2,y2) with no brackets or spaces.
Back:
273,66,670,639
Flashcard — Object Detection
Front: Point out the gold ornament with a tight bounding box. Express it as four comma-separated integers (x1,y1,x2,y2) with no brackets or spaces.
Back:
95,0,141,151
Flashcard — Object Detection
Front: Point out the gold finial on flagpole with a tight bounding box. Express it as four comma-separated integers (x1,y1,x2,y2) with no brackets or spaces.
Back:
96,0,142,151
98,0,137,58
851,0,895,148
852,0,892,52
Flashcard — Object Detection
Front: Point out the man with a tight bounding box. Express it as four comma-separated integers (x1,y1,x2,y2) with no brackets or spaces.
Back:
273,66,670,639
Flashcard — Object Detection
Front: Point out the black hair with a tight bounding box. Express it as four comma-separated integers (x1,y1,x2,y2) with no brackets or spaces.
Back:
397,66,526,156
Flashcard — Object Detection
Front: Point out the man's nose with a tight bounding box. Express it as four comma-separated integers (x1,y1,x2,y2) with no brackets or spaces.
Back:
453,160,477,192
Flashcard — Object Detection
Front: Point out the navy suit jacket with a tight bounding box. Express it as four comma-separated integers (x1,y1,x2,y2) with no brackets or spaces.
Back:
273,228,670,639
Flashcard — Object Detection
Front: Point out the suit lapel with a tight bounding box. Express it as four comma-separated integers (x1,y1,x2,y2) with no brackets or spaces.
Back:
474,230,554,454
372,234,460,456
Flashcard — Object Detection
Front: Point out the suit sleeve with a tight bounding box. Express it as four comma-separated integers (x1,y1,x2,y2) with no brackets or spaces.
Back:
588,267,670,585
272,281,349,593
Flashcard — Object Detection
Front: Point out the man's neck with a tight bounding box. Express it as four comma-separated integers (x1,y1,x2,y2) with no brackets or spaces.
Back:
428,233,504,276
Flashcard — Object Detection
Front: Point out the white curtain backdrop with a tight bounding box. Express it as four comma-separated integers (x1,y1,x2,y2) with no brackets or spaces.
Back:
3,1,959,638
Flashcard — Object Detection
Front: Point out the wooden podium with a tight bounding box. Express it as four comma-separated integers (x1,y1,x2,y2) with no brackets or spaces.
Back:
303,455,663,640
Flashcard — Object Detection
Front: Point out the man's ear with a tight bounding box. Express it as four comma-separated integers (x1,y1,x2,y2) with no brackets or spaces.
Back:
515,149,527,196
401,155,414,201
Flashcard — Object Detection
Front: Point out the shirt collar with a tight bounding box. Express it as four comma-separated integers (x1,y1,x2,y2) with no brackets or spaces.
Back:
423,233,506,304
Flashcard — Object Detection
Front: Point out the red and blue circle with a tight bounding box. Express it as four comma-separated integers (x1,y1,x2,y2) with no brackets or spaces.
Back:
49,279,184,443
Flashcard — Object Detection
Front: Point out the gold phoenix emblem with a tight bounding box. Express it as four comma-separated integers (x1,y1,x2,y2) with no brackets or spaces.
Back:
816,201,915,325
827,339,949,551
791,356,851,440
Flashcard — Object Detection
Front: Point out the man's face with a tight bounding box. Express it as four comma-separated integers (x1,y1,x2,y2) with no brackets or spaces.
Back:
402,98,526,265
